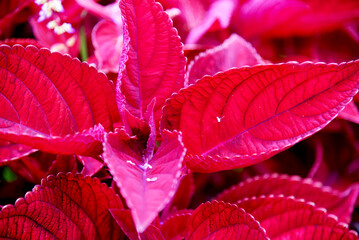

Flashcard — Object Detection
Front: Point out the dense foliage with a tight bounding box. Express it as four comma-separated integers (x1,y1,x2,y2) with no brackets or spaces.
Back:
1,0,359,239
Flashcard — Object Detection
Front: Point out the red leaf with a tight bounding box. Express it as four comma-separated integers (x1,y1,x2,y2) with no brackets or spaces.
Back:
216,174,359,224
186,33,265,85
235,195,359,240
161,173,195,219
0,45,120,156
232,0,359,38
119,0,186,122
47,154,78,176
103,129,186,232
110,209,165,240
0,38,43,48
162,61,359,172
187,201,269,240
0,173,124,239
160,210,192,240
0,0,35,38
8,151,55,183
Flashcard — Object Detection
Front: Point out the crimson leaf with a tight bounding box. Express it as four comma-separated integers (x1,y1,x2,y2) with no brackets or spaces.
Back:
0,173,123,239
216,173,359,224
187,201,269,240
235,195,359,240
119,0,186,122
162,61,359,172
0,45,120,156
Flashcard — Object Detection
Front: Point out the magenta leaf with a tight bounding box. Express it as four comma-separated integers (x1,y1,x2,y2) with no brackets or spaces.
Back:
92,19,123,73
232,0,359,38
187,201,269,240
186,33,265,85
0,140,37,164
77,155,104,176
119,0,186,122
162,61,359,172
216,173,359,224
0,173,124,239
185,0,236,44
103,129,186,232
235,195,359,240
0,45,120,156
338,101,359,124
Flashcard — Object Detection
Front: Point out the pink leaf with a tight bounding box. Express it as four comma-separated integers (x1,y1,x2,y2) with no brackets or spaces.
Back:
0,173,124,239
232,0,359,38
119,0,186,122
187,201,269,240
185,0,236,44
235,195,359,240
162,61,359,172
0,45,120,156
78,155,104,176
186,33,265,85
216,173,359,224
338,100,359,124
103,129,186,232
92,19,123,73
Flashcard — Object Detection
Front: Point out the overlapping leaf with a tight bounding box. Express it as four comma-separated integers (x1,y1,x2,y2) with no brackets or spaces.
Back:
215,173,359,223
119,0,186,122
235,195,359,240
187,201,269,240
0,45,120,156
185,0,236,44
0,140,36,164
110,209,165,240
186,33,264,85
103,128,186,232
159,210,192,240
162,61,359,172
0,173,124,239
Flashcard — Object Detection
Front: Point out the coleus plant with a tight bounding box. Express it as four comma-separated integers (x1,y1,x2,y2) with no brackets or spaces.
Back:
1,0,359,239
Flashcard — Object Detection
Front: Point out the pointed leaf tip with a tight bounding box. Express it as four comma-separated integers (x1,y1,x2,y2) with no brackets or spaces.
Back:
162,60,359,172
103,129,186,232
